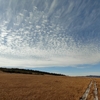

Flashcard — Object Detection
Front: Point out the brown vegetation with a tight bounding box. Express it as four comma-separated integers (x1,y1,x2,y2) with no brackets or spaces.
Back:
0,72,92,100
95,78,100,100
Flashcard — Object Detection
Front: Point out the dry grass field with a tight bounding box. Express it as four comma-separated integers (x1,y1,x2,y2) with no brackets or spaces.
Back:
95,78,100,99
0,72,94,100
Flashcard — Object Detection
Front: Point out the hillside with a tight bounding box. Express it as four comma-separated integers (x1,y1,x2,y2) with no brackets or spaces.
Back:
0,67,65,76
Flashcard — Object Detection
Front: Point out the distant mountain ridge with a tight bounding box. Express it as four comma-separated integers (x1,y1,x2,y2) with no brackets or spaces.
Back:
0,67,65,76
86,75,100,78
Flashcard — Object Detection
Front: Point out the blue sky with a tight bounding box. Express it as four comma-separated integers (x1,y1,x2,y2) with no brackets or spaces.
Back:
0,0,100,76
33,64,100,76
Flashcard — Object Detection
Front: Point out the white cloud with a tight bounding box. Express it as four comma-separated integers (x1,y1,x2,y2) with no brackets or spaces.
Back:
48,0,57,15
0,0,100,68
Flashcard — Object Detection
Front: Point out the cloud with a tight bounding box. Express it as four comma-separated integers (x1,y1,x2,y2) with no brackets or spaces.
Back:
0,0,100,68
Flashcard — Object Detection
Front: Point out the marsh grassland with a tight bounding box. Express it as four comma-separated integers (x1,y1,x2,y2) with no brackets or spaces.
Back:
95,78,100,99
0,72,95,100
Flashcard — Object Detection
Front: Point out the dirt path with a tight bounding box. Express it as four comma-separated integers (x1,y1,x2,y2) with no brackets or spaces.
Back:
80,80,98,100
80,81,93,100
94,82,98,100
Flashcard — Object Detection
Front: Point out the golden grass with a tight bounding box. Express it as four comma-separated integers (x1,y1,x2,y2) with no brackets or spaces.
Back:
0,72,92,100
95,78,100,100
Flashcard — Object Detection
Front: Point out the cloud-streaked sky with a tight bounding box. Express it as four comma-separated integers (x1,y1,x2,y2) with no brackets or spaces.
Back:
0,0,100,75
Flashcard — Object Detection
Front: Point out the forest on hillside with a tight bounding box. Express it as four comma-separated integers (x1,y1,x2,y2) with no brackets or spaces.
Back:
0,67,65,76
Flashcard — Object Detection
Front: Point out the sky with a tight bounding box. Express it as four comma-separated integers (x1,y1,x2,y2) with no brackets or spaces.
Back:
0,0,100,76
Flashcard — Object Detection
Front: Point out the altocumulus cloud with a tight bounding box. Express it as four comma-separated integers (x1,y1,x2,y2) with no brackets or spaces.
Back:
0,0,100,68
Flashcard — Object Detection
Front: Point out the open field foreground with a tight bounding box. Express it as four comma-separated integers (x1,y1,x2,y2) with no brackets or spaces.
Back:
0,72,98,100
95,79,100,100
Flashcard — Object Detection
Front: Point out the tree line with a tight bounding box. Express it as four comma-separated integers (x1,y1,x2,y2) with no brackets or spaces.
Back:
0,67,65,76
